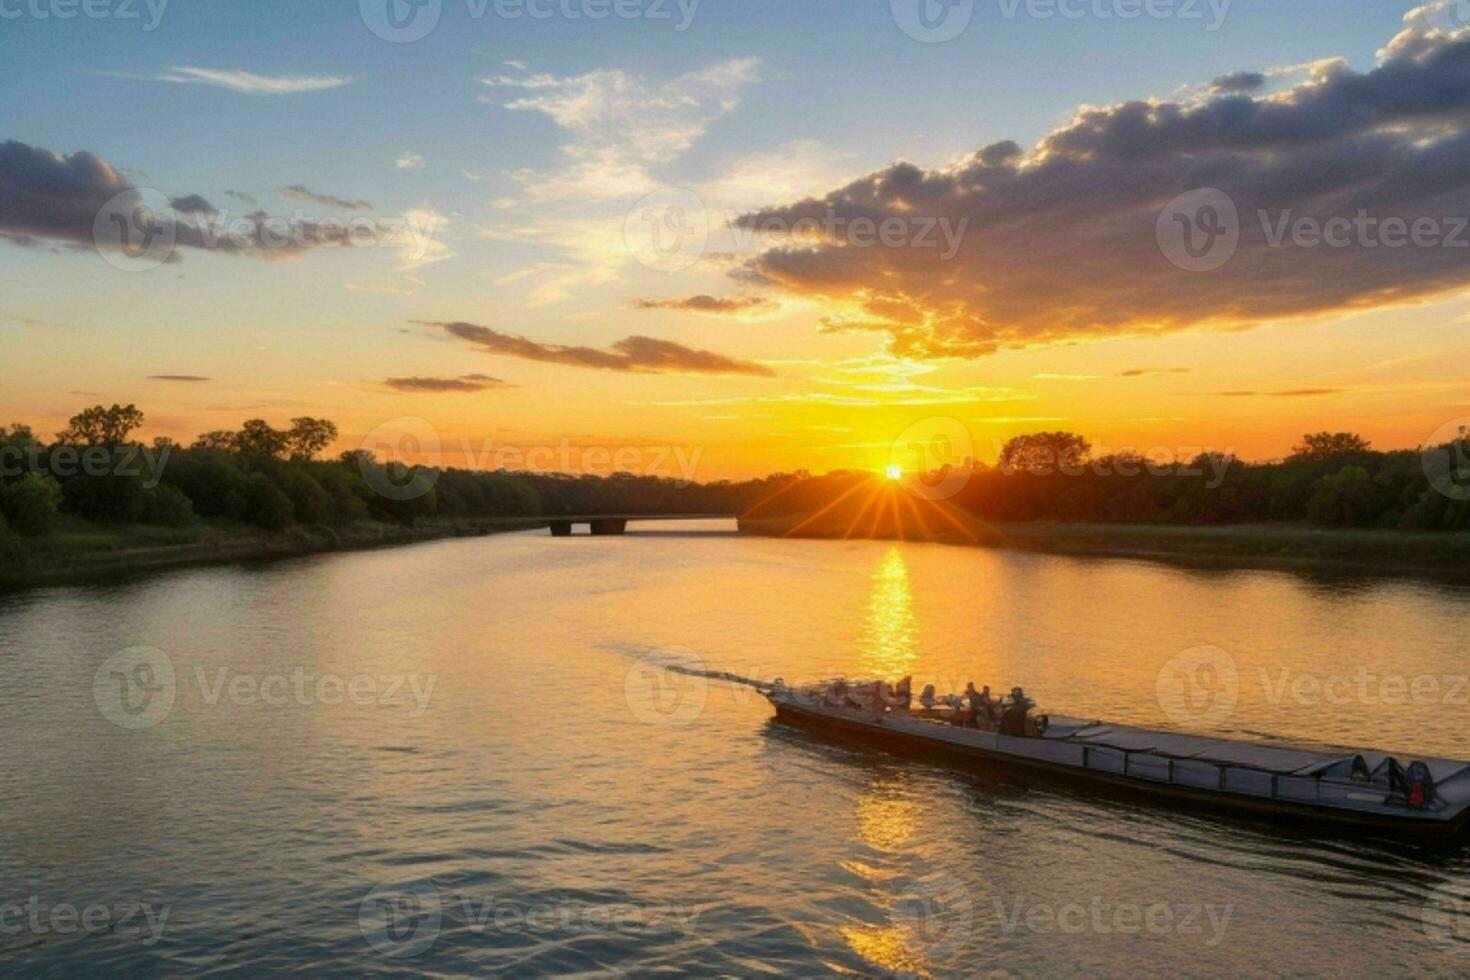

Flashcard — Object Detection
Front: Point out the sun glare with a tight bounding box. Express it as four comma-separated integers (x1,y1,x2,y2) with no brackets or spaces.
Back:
884,464,902,481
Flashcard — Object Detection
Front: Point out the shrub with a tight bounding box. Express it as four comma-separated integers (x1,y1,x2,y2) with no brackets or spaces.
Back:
1,472,65,535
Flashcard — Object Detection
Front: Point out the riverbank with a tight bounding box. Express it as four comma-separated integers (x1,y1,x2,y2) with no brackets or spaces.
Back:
0,516,540,592
736,514,1470,577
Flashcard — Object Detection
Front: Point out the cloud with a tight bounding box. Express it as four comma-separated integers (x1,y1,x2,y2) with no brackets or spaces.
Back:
224,190,257,206
0,140,402,261
147,374,212,382
396,153,424,170
169,194,216,214
385,374,514,392
634,295,776,315
280,185,373,210
430,320,774,377
96,67,354,95
1118,367,1189,377
1210,70,1267,93
483,58,761,200
735,13,1470,359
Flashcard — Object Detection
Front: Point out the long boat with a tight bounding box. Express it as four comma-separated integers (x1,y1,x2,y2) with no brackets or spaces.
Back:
766,679,1470,844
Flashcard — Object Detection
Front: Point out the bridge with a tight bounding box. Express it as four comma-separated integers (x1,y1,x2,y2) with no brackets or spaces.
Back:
502,513,737,536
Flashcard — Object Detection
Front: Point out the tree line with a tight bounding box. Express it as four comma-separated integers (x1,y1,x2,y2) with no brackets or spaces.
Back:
0,404,798,540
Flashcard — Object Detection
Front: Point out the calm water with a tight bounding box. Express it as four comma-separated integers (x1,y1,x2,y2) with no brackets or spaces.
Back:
2,521,1468,976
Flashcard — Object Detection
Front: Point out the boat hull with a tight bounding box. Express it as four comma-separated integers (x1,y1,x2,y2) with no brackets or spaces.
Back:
772,700,1470,845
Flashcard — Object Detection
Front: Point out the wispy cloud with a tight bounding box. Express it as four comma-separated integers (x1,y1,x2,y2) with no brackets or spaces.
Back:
385,374,514,392
96,66,354,95
482,58,761,201
430,320,774,377
396,153,424,170
147,374,212,382
281,185,373,210
634,295,776,315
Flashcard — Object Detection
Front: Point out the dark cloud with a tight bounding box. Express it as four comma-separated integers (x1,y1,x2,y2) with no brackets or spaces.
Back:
169,194,216,214
634,295,776,314
280,185,373,210
147,374,212,382
224,190,257,206
385,374,515,392
429,320,775,377
735,16,1470,359
1210,71,1267,93
0,140,379,261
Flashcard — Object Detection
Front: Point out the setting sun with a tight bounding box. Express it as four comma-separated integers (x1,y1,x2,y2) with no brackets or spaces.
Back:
884,464,902,481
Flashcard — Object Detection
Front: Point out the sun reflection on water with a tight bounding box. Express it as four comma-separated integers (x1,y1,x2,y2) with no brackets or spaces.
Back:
859,547,919,681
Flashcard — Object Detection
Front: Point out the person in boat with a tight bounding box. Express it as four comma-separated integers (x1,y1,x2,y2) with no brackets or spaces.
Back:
888,676,913,710
918,684,937,711
1000,687,1031,737
976,684,999,728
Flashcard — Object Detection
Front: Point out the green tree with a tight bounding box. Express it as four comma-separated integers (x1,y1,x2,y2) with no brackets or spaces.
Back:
284,417,338,461
234,419,289,458
56,404,145,446
1306,466,1380,526
0,472,64,535
1292,432,1372,462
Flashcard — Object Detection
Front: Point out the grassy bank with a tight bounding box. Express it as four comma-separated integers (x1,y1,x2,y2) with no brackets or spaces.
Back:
0,515,538,592
737,514,1470,576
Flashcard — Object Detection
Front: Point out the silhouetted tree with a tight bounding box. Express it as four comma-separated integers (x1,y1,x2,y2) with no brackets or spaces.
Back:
1292,432,1372,461
285,417,338,461
56,404,144,447
998,431,1091,475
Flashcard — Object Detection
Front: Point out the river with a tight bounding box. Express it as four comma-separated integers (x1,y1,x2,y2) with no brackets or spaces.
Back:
1,520,1467,975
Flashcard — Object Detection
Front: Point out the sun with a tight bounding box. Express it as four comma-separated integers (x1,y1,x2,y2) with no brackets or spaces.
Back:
884,464,902,481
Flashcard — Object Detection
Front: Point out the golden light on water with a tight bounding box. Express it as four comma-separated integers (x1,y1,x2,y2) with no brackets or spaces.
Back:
859,548,918,680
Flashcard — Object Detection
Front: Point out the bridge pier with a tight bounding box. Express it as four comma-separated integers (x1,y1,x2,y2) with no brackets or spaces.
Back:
589,519,627,535
548,521,572,537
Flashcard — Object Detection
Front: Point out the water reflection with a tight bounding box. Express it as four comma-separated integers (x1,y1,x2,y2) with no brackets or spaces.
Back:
859,548,919,681
842,771,933,975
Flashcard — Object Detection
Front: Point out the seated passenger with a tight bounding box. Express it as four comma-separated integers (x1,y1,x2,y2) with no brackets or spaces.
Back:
919,684,937,710
892,676,913,709
1000,694,1029,737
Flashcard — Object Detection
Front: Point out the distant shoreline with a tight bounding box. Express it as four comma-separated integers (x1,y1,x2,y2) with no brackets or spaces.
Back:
736,516,1470,579
6,515,1469,594
0,517,540,593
